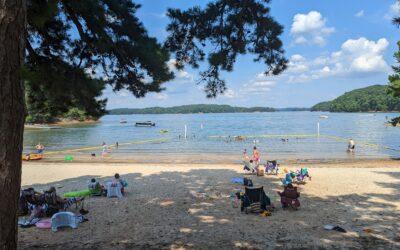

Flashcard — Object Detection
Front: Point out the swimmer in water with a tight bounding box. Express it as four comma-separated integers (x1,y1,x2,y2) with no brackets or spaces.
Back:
35,143,45,154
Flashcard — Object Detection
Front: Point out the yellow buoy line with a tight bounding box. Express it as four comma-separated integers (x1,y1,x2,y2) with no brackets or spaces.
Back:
44,138,171,155
209,133,400,152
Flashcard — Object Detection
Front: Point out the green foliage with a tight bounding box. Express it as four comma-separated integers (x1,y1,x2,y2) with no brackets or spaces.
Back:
64,108,87,122
109,104,275,115
311,85,400,112
165,0,287,97
25,114,55,124
25,0,173,122
24,1,287,122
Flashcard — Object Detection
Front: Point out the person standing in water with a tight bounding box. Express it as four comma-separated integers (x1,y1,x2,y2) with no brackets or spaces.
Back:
243,149,250,162
348,139,355,153
252,146,260,165
115,142,119,149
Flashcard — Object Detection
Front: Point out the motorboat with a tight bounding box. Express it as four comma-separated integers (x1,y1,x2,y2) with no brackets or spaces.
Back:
135,121,155,127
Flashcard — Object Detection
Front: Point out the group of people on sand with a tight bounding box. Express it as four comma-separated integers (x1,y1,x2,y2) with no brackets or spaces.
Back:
18,187,86,227
242,146,261,170
18,173,127,227
88,173,127,196
240,146,303,210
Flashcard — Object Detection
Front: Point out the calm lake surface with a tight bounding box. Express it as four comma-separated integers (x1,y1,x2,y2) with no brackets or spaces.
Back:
23,112,400,160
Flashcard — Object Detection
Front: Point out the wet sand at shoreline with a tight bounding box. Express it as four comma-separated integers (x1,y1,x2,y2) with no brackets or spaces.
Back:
18,159,400,249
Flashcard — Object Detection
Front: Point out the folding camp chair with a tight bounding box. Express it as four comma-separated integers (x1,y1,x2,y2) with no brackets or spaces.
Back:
240,186,271,214
264,160,279,175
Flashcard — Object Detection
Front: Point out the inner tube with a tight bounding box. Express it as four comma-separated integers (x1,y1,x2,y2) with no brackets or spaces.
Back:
22,154,43,161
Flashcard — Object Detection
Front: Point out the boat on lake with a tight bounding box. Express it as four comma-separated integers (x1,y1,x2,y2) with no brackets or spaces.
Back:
319,115,329,119
135,121,155,127
120,119,127,124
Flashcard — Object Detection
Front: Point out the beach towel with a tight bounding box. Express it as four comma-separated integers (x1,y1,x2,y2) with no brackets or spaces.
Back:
36,218,52,229
231,177,244,184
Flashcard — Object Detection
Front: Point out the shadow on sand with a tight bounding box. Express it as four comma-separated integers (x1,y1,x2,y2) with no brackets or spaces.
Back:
18,168,400,249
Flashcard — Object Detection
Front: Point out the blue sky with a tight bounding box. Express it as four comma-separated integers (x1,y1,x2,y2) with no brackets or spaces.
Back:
105,0,400,109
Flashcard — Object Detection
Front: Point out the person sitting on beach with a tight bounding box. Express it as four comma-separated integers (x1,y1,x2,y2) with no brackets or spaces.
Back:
43,187,87,216
277,183,300,209
252,146,260,165
113,173,128,194
88,178,105,196
243,160,256,173
347,139,355,152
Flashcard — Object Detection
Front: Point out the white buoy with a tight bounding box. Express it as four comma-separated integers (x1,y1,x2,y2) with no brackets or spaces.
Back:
184,124,187,139
317,122,320,137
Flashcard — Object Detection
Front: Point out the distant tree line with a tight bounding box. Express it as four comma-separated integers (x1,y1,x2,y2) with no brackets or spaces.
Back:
109,104,275,115
311,85,400,112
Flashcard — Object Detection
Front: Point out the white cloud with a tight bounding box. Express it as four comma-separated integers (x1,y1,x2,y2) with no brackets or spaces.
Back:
385,2,400,20
154,93,168,100
355,10,364,18
167,59,194,83
241,73,276,94
286,37,390,83
291,11,334,46
223,89,236,98
287,54,309,73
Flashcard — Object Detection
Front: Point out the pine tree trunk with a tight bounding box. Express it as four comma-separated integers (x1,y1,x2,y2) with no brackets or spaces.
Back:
0,0,26,249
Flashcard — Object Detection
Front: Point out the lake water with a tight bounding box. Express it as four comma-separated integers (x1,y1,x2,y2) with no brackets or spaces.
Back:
23,112,400,160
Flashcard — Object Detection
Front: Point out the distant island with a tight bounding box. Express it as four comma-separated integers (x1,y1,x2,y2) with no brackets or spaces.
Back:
108,104,277,114
311,85,400,112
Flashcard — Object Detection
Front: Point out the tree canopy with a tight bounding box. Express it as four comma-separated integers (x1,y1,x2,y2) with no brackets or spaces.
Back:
25,0,173,122
311,85,400,112
24,0,287,122
165,0,287,97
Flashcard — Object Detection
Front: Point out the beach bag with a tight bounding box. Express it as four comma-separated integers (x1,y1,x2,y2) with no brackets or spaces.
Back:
243,178,253,187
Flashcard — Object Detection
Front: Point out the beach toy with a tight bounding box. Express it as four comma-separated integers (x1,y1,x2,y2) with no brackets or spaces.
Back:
283,168,288,173
63,189,92,198
51,212,79,232
36,218,52,229
22,153,43,161
64,155,73,162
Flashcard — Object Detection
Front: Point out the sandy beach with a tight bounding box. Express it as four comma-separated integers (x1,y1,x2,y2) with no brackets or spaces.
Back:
18,160,400,249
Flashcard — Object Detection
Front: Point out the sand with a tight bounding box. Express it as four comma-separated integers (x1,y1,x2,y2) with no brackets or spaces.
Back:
18,160,400,249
